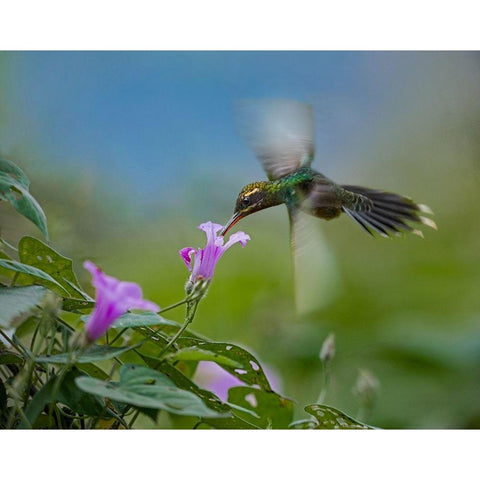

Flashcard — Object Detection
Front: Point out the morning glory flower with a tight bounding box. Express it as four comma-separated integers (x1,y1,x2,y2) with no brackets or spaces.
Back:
179,221,250,293
83,260,159,342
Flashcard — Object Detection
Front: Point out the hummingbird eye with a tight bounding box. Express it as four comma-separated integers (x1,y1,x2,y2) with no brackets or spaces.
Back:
239,197,251,209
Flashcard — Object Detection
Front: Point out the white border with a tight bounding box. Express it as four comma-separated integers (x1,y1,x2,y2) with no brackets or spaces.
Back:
0,0,478,50
1,430,478,480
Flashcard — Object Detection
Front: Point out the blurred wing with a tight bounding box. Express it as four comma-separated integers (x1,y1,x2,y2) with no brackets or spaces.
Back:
287,205,340,315
236,98,316,180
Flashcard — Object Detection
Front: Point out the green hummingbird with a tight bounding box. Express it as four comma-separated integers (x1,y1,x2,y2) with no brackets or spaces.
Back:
222,98,436,238
221,99,436,311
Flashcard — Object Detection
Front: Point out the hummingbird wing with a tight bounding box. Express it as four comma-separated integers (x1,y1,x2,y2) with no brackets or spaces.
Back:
236,98,315,180
287,204,340,315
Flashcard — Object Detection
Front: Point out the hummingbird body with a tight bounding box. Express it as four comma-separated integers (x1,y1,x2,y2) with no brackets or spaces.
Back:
238,167,345,220
282,167,346,220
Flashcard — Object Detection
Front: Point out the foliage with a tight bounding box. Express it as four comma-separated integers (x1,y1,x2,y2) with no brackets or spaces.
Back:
0,286,47,328
0,158,48,239
303,404,373,429
0,158,372,429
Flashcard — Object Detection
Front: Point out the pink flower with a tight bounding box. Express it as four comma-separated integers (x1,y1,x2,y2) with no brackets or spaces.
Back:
179,221,250,290
83,260,159,342
194,361,282,401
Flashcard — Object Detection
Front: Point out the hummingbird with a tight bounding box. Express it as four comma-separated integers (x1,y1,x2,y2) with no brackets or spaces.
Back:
220,99,436,312
221,99,436,239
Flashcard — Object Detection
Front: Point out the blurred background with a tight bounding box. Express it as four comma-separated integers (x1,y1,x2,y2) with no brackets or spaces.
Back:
1,51,479,428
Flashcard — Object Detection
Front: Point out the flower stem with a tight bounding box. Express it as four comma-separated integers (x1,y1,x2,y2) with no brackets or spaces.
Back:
0,237,18,252
156,297,201,360
48,350,77,427
21,359,36,407
128,410,141,429
317,362,331,404
14,402,32,429
29,321,42,352
157,297,192,314
108,328,128,345
0,329,23,355
107,297,195,346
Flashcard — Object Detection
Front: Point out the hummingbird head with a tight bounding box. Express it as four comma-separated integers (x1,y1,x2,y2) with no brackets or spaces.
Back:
221,181,283,236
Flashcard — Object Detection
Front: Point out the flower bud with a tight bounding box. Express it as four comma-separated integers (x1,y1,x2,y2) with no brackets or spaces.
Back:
353,369,380,405
185,278,210,298
319,333,335,364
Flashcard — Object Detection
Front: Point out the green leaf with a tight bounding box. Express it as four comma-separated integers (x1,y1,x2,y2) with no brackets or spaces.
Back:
0,251,15,279
116,312,178,329
20,369,114,428
0,351,24,365
13,316,37,339
36,344,139,364
21,377,55,428
62,298,95,312
0,378,8,426
57,368,110,417
78,363,109,381
142,357,231,414
227,386,294,429
288,419,319,429
18,236,86,298
0,260,67,294
304,404,374,429
75,363,226,418
0,157,48,238
177,340,273,391
0,158,30,188
30,414,56,429
198,415,261,429
0,285,47,328
167,347,243,368
81,311,179,329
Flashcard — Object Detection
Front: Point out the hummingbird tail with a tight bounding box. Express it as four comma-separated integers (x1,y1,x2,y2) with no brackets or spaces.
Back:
341,185,437,238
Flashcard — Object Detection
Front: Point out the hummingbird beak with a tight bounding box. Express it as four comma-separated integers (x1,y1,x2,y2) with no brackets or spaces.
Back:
221,211,244,236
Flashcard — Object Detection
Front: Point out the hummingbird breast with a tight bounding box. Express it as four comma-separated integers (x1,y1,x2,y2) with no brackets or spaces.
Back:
288,169,344,221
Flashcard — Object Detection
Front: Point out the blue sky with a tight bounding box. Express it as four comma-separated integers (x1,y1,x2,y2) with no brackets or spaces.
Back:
1,51,476,209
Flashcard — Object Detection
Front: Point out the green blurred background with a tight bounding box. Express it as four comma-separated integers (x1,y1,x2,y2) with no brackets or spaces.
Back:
1,51,479,428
